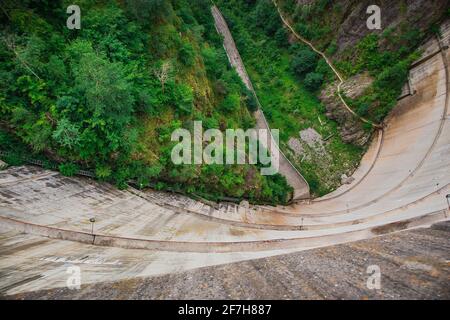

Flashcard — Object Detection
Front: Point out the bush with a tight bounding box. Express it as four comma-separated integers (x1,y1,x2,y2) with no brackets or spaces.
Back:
95,165,112,180
304,72,324,91
244,89,258,112
179,42,195,66
59,163,79,177
2,153,24,166
221,92,240,112
291,49,318,78
201,47,219,78
374,61,408,91
325,41,337,55
173,83,193,114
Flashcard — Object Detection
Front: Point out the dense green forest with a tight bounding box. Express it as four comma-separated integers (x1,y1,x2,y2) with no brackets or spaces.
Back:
0,0,292,204
1,0,445,202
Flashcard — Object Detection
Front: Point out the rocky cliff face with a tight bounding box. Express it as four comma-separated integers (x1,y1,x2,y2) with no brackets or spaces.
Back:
288,0,448,146
334,0,448,55
319,73,373,146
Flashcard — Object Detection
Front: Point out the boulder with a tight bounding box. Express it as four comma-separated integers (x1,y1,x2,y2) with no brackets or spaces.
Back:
320,73,373,146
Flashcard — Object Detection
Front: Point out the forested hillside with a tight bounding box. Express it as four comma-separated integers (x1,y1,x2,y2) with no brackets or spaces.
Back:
1,0,446,202
216,0,448,195
277,0,448,122
216,0,364,195
0,0,292,204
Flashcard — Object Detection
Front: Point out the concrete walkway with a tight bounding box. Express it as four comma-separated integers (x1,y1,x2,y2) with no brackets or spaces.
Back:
5,221,450,299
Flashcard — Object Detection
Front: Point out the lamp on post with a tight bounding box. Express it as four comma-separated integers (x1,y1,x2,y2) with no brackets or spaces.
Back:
89,217,96,235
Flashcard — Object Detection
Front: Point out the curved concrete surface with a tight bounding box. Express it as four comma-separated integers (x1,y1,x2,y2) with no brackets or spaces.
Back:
8,222,450,300
0,19,449,296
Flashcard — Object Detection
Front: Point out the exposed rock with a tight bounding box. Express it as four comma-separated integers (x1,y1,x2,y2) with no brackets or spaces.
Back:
300,128,323,147
320,73,373,146
288,137,304,157
239,200,249,209
340,72,373,99
0,160,7,169
333,0,448,55
341,173,355,185
299,128,328,156
296,0,315,5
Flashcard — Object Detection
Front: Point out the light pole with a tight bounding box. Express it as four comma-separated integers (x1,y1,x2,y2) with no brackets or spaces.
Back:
89,217,96,235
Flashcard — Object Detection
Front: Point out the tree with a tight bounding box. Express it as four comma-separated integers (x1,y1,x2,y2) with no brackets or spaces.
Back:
153,61,172,92
253,0,281,36
124,0,172,25
179,42,195,66
304,72,324,91
70,41,134,130
66,40,134,160
291,48,318,77
221,92,240,112
52,118,80,150
1,34,41,80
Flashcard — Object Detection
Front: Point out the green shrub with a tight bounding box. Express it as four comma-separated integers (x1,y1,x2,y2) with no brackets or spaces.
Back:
374,61,408,90
95,165,112,180
304,72,324,91
59,163,79,177
221,92,240,112
2,153,24,166
173,83,193,114
244,89,258,112
291,48,318,78
179,42,196,66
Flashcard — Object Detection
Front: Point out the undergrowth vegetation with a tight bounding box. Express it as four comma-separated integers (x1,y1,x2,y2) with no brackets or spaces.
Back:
278,0,444,122
216,0,363,196
0,0,293,204
1,0,441,201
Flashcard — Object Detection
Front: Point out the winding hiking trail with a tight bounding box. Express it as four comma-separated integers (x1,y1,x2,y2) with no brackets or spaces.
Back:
272,0,383,129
